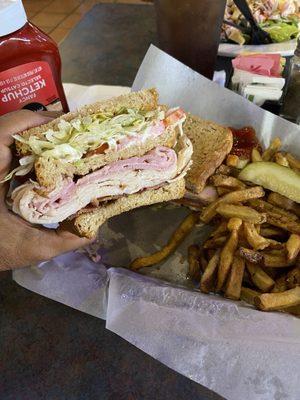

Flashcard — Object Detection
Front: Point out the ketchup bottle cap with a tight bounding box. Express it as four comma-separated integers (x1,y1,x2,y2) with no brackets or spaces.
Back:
0,0,27,37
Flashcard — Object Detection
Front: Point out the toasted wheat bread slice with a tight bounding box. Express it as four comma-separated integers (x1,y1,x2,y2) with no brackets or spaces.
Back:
73,179,185,238
184,114,233,194
16,88,158,156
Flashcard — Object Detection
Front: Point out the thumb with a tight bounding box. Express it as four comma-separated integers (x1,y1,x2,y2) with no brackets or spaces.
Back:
0,145,12,180
0,110,53,146
24,227,93,265
0,145,13,202
0,110,56,200
56,228,93,251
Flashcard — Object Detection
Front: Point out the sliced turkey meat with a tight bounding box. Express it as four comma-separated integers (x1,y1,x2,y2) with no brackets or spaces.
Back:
12,141,192,225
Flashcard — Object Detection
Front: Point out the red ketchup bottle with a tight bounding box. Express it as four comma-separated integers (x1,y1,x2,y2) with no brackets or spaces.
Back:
0,0,69,116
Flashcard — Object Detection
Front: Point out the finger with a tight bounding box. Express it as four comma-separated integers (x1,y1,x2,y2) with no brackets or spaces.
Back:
55,228,93,253
33,227,92,262
0,110,55,195
36,110,64,118
0,145,13,200
0,213,93,271
0,110,53,146
0,145,12,177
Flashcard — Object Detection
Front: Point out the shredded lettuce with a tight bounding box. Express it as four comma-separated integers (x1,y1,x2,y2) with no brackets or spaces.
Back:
0,155,35,183
12,108,165,164
261,20,299,42
223,0,300,44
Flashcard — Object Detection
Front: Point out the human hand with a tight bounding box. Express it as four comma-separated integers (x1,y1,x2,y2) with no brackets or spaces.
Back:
0,110,91,271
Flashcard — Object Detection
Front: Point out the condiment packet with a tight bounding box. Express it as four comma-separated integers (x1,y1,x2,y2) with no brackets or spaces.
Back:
231,53,286,105
232,53,283,77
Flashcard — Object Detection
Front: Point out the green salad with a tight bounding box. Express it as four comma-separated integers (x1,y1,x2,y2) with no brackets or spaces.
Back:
223,0,300,45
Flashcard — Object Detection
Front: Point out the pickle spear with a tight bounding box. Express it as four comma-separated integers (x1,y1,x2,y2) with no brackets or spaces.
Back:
239,162,300,203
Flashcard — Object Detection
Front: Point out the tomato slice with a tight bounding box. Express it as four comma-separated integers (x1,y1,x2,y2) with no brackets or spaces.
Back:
85,143,109,157
164,108,185,126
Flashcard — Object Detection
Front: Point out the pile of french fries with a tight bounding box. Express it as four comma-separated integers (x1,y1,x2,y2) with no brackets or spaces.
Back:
131,138,300,316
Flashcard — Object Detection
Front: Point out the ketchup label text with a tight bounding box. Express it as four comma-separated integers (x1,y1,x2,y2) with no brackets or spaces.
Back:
0,61,63,115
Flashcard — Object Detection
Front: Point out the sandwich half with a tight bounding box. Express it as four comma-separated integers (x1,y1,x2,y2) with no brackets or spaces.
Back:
7,89,193,238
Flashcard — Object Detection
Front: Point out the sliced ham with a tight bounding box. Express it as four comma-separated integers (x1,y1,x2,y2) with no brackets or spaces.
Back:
185,186,218,204
12,143,191,225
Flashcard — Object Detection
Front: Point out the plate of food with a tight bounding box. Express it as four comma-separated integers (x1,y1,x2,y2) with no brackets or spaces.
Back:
219,0,300,56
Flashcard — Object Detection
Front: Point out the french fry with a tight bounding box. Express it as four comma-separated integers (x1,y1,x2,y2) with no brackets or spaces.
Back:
130,212,199,270
263,252,294,268
254,286,300,311
226,154,239,167
187,245,207,281
244,222,272,250
203,236,227,249
242,267,253,286
285,304,300,316
187,245,201,281
206,249,216,259
260,226,287,239
286,234,300,261
240,287,260,306
262,240,283,250
239,247,264,264
246,262,275,292
227,217,243,231
274,152,289,167
209,221,228,238
272,275,288,293
255,224,261,233
251,148,262,163
266,214,300,235
217,187,231,196
268,192,300,218
198,248,208,272
248,199,298,221
216,204,267,224
286,153,300,171
264,249,284,256
262,137,281,161
210,174,246,189
200,249,220,294
225,255,245,300
215,164,234,176
201,186,265,223
201,202,221,224
286,267,300,289
249,199,300,235
216,218,242,291
244,222,284,250
236,229,252,246
262,267,279,280
173,198,203,210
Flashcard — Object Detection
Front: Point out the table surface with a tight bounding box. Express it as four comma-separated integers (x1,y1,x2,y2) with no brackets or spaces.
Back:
60,2,231,86
1,4,227,400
